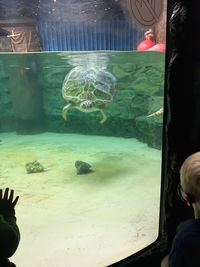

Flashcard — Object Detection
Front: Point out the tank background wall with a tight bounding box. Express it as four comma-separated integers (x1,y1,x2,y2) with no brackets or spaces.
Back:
0,54,44,134
0,60,14,132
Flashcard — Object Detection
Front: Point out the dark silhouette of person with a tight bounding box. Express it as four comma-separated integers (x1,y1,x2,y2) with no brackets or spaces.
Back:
0,188,20,267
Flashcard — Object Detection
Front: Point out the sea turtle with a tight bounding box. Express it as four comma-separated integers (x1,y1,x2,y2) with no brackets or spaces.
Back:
62,66,116,123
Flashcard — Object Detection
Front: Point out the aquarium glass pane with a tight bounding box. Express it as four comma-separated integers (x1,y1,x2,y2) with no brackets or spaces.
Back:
0,0,167,266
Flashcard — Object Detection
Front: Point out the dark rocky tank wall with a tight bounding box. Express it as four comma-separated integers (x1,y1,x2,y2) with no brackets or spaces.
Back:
0,64,14,131
0,54,44,134
0,52,164,149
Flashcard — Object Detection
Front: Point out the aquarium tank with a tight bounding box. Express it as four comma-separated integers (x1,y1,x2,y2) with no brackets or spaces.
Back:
0,0,167,266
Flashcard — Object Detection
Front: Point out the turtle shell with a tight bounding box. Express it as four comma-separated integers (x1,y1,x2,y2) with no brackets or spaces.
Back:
62,66,116,107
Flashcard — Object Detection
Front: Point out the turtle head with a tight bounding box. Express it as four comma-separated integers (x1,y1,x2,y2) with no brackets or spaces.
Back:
80,100,93,109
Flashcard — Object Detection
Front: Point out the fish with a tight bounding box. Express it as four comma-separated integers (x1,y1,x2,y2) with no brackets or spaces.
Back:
147,107,163,117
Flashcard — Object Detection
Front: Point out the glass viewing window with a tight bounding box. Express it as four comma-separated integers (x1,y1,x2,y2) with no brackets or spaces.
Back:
0,0,167,266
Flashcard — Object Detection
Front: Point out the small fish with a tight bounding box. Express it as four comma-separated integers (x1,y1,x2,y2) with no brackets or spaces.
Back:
147,107,163,117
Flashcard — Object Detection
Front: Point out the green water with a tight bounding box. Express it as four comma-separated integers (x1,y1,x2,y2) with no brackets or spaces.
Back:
0,51,164,148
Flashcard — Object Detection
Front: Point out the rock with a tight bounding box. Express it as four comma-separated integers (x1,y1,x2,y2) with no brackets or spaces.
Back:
75,160,93,175
25,160,45,174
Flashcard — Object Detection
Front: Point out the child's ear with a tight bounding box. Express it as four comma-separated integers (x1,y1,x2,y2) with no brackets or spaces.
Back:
185,193,195,205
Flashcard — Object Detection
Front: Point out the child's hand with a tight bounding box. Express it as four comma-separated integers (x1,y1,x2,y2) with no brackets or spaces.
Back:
0,188,19,214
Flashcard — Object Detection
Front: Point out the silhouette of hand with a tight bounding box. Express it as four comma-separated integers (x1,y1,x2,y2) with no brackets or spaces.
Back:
0,188,19,215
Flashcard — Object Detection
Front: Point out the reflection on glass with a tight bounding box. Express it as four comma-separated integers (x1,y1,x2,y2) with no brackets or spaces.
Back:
0,0,166,266
0,0,146,52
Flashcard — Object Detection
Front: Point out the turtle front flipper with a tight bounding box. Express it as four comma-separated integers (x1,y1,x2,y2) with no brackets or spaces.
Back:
62,103,73,120
100,110,107,124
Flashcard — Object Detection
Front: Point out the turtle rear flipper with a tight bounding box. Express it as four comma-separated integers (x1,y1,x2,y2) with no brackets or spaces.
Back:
100,110,107,124
62,103,73,120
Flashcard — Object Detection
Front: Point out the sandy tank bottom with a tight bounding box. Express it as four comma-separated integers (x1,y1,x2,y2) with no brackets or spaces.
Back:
0,132,161,267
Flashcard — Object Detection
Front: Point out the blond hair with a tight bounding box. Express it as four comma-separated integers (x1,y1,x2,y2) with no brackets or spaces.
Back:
180,152,200,201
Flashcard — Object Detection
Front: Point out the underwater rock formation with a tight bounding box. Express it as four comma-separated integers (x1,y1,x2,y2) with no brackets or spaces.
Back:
75,160,93,175
25,160,45,174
